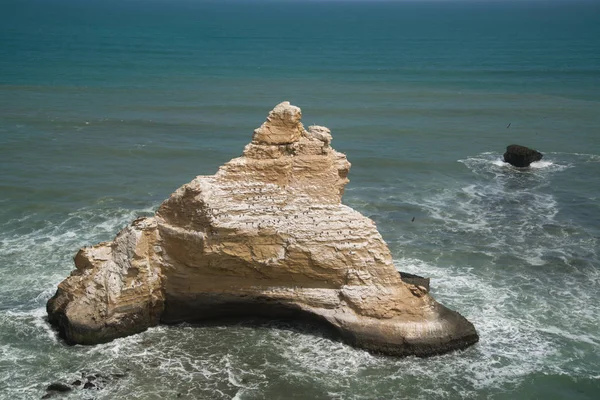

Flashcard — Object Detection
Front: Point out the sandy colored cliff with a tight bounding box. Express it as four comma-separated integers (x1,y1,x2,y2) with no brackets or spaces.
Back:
47,102,478,356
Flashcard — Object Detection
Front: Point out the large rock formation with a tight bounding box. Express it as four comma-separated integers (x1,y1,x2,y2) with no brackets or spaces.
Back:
503,144,543,167
47,102,478,356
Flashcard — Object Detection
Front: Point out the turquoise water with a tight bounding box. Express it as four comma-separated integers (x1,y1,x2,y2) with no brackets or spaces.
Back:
1,0,599,398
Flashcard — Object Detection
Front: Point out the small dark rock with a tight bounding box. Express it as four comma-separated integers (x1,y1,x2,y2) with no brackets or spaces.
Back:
111,373,127,379
83,382,96,390
71,379,82,386
503,144,543,168
46,382,72,392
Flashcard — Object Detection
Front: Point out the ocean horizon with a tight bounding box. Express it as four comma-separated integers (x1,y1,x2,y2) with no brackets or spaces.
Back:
1,0,599,398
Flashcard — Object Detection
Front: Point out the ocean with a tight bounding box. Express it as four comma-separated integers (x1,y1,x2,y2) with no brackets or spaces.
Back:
1,0,599,398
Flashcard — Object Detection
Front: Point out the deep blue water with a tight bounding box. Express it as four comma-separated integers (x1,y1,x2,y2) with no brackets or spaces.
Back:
1,1,599,399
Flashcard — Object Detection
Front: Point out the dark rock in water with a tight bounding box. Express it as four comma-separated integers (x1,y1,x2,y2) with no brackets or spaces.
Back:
399,271,430,292
46,383,72,393
83,381,96,390
503,144,543,168
42,382,72,398
80,371,113,390
44,371,118,397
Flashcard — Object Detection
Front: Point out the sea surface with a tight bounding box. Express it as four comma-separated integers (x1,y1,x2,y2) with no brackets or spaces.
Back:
1,0,599,399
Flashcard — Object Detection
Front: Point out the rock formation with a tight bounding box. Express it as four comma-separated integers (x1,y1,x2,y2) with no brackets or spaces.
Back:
47,102,479,356
503,144,543,167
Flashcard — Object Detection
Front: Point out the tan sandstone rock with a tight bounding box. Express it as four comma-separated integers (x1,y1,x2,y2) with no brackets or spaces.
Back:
47,102,478,356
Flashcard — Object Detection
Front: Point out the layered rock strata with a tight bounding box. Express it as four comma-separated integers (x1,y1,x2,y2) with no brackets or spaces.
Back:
47,102,479,356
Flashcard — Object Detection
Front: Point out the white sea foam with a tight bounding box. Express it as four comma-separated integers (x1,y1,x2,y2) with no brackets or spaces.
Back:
390,256,599,393
378,147,600,395
537,326,599,347
403,153,582,272
460,151,574,174
529,160,553,169
1,307,58,344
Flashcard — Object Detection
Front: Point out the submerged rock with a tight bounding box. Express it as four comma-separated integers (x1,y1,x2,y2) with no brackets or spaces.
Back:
42,382,71,399
42,371,120,398
503,144,543,167
45,383,71,393
47,102,478,356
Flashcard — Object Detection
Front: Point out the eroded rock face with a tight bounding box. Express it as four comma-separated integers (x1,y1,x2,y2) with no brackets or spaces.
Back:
47,102,479,356
503,144,543,168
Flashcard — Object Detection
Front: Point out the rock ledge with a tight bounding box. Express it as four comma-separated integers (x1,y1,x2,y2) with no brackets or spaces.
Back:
47,102,478,356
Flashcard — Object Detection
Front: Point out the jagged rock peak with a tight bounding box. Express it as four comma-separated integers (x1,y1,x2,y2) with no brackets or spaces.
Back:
252,101,304,145
224,102,349,203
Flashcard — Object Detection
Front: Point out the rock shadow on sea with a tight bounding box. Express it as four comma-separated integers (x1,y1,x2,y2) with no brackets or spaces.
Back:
47,102,479,357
